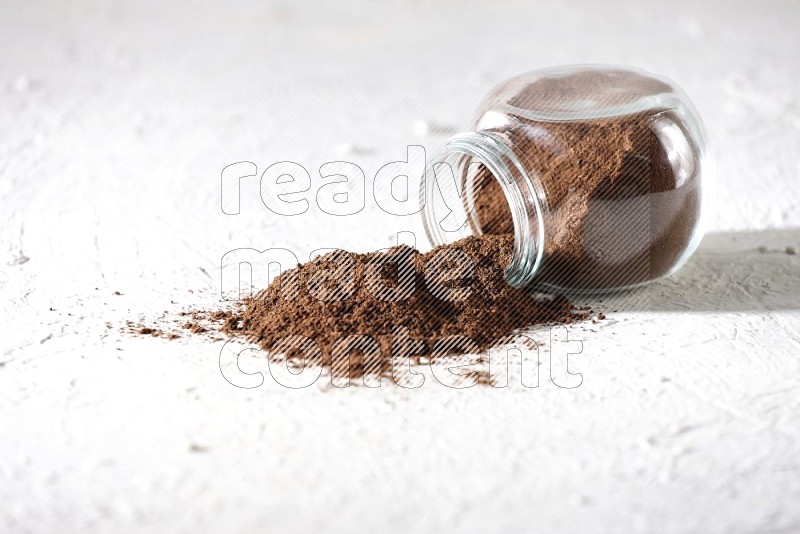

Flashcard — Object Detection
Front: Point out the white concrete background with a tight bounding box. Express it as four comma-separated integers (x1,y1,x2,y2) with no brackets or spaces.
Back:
2,1,800,533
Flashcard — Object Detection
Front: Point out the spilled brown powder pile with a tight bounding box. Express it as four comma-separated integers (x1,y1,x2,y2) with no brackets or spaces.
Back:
221,235,581,379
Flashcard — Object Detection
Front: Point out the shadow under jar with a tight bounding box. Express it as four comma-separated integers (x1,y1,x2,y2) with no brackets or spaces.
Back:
421,65,713,293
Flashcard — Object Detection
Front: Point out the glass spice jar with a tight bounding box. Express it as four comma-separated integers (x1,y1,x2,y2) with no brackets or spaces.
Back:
421,65,713,293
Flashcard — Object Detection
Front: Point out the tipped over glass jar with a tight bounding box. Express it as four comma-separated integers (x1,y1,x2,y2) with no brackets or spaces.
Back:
421,65,714,293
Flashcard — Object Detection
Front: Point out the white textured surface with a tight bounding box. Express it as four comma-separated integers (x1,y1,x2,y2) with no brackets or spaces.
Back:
2,1,800,533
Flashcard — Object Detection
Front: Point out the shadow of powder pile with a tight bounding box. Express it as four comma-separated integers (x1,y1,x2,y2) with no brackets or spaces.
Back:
217,234,583,379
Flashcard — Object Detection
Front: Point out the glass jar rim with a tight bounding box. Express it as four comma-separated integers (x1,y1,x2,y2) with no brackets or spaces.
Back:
420,131,546,288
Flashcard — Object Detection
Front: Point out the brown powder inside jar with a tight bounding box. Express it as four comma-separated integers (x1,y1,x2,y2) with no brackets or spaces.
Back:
472,106,700,290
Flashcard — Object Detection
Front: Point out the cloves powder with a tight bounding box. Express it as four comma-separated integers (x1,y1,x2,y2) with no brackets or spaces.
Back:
223,234,581,380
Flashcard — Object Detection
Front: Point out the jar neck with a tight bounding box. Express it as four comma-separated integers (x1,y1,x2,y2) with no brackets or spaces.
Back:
422,130,546,288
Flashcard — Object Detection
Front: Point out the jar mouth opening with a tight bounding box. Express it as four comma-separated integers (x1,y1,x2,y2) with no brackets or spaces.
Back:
421,131,545,288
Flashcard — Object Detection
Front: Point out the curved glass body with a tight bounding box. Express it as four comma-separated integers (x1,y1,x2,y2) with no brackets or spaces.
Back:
422,65,713,293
